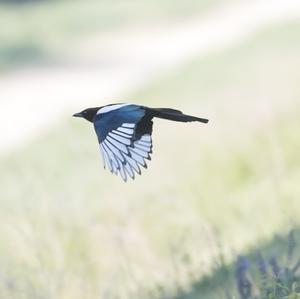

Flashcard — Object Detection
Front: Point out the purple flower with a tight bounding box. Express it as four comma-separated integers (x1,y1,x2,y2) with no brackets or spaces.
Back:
235,256,252,299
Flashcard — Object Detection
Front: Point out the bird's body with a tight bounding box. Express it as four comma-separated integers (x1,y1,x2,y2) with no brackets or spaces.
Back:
73,103,208,181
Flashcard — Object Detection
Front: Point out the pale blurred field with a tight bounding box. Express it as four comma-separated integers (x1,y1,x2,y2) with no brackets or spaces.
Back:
0,0,223,69
1,1,300,299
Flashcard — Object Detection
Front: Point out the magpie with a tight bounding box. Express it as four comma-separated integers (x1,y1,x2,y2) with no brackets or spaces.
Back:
73,103,208,181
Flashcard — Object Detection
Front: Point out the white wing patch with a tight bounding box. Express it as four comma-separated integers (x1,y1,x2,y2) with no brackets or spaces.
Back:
97,103,131,114
117,127,134,134
99,123,152,181
122,123,135,128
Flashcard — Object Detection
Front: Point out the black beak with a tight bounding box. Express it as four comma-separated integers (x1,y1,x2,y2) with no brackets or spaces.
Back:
73,112,83,118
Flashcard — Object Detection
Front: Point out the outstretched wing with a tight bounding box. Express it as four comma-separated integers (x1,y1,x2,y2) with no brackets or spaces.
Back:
93,104,153,181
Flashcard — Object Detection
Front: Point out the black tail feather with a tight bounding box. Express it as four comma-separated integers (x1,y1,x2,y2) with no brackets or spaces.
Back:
148,108,209,124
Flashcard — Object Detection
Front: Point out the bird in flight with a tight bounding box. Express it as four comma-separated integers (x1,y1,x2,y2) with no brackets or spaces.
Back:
73,103,208,181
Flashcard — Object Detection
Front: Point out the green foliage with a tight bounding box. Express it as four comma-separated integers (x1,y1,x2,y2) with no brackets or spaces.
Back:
232,232,300,299
169,231,300,299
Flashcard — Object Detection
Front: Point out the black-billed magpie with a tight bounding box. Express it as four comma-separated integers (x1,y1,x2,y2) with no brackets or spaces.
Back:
73,103,208,181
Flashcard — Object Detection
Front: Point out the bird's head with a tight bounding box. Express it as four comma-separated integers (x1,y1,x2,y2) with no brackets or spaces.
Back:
73,107,99,122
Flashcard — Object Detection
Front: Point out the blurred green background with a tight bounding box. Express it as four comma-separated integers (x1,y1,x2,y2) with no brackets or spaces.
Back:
1,0,300,298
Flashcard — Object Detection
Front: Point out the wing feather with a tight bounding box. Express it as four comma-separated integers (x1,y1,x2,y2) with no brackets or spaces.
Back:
128,149,146,166
99,128,152,181
103,140,125,162
94,104,153,181
112,130,132,138
108,132,131,145
102,143,118,174
100,144,113,173
106,136,129,153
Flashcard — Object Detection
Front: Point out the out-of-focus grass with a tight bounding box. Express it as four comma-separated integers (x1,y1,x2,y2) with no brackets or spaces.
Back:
1,21,300,299
0,0,224,69
169,230,300,299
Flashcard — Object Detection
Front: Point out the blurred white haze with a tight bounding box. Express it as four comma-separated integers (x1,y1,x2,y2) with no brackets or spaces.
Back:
1,0,300,298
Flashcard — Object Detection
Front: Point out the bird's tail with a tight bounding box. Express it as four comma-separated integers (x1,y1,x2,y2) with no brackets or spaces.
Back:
148,108,209,123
